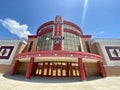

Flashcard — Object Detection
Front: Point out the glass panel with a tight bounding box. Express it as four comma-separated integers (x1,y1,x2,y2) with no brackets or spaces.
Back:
36,69,39,75
53,70,56,76
73,69,76,76
77,70,79,76
62,69,66,76
37,32,52,50
39,69,42,75
44,68,47,75
58,68,61,76
64,32,80,51
49,68,51,75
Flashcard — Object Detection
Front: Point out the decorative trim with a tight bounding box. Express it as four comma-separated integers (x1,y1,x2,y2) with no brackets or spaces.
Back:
81,35,91,38
53,16,62,50
105,46,120,60
28,41,33,52
38,29,53,37
28,35,38,38
64,29,81,36
15,50,103,61
63,21,83,34
37,21,54,35
85,41,91,53
0,46,14,59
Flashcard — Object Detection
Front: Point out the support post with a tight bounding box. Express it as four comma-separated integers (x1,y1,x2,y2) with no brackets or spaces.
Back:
41,62,45,76
11,60,19,75
70,62,73,77
47,62,50,76
25,57,34,79
97,61,106,78
78,58,86,81
66,62,69,77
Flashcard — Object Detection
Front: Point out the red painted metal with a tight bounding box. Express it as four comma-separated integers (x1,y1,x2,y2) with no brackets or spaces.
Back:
51,62,53,76
78,58,86,81
97,61,106,78
28,35,38,38
15,50,103,61
66,62,69,76
81,35,91,38
25,57,34,79
36,17,83,36
56,63,58,76
41,62,45,76
37,29,53,37
47,62,50,76
63,21,83,34
60,62,63,76
37,21,54,35
32,63,38,75
11,60,19,75
53,16,62,50
70,62,73,77
64,29,81,36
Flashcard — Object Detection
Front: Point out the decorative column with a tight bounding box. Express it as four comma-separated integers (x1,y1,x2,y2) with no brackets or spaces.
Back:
25,57,34,79
53,16,63,50
97,61,106,78
78,58,86,81
11,60,19,75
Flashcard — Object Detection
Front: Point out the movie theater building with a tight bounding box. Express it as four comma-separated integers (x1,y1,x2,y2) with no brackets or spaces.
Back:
0,16,120,81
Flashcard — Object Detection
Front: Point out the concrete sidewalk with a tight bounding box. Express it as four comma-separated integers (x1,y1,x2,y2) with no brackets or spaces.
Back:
0,74,120,90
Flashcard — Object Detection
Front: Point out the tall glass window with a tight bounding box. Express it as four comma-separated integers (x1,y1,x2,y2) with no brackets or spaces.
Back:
37,32,52,50
64,32,81,51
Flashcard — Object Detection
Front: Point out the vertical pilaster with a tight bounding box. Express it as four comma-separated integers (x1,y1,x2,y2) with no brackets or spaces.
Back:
97,61,106,78
11,60,19,75
53,16,63,50
78,58,86,81
70,62,73,77
25,57,34,79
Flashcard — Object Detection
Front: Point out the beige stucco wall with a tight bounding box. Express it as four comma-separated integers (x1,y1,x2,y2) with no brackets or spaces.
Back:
0,39,27,74
25,37,38,52
81,36,91,52
91,39,120,76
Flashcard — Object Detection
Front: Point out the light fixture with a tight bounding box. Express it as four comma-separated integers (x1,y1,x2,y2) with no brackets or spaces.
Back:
46,37,50,40
54,54,57,56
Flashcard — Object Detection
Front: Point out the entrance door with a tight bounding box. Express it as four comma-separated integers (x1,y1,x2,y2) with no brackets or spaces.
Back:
33,62,79,77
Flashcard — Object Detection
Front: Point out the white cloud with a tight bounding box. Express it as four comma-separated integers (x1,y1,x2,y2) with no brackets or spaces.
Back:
82,0,88,26
0,18,31,39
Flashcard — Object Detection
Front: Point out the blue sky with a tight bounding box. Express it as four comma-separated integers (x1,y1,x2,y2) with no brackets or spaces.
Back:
0,0,120,39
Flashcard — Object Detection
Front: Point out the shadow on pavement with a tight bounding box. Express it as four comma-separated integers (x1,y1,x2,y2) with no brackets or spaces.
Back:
3,74,102,83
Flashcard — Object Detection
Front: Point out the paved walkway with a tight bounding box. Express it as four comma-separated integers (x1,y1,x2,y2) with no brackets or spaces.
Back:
0,74,120,90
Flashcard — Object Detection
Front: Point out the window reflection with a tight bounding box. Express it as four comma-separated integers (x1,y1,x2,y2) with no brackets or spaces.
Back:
37,32,52,50
64,32,81,51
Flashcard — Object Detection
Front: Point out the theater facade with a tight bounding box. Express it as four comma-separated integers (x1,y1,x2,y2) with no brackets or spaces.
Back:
0,16,120,81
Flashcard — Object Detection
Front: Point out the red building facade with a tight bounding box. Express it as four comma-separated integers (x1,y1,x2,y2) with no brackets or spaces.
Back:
11,16,106,81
